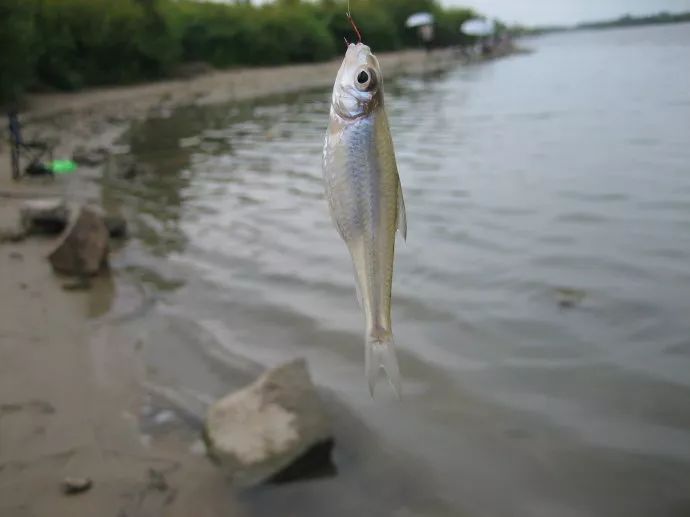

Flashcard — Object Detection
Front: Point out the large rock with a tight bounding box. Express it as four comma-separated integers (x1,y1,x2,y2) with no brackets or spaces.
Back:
48,207,109,276
20,198,70,235
204,359,334,487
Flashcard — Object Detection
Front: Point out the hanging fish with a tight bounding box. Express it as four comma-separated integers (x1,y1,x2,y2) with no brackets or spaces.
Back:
322,41,407,397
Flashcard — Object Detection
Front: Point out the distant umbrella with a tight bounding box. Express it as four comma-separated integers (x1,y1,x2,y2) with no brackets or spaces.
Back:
405,12,434,28
460,18,495,37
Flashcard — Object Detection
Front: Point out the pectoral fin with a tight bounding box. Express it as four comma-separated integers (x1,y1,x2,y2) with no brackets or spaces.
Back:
396,182,407,241
354,276,363,308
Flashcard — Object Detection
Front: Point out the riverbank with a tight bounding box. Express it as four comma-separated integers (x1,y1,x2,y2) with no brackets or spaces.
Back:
0,46,462,517
0,45,513,517
24,48,455,119
1,48,458,192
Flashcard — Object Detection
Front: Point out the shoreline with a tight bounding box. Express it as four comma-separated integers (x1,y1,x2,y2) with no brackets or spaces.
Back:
0,45,514,516
23,48,456,121
1,47,461,195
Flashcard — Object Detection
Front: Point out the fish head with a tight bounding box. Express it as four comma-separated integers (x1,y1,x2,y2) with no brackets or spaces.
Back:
331,43,383,120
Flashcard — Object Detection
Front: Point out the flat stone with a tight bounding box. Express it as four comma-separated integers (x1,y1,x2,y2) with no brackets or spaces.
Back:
20,198,69,235
61,477,92,495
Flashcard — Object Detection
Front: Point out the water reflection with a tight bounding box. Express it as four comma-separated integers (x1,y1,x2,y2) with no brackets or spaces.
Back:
103,24,690,517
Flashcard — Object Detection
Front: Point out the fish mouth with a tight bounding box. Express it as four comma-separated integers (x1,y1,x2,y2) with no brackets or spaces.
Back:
347,42,373,63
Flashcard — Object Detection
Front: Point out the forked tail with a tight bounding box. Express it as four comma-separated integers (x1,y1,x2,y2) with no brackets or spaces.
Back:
365,332,401,398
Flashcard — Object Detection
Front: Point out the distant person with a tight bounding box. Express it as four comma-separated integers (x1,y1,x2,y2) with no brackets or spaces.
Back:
8,110,21,180
418,24,434,53
7,110,53,180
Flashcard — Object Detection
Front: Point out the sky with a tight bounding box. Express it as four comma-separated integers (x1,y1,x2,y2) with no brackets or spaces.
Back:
441,0,690,26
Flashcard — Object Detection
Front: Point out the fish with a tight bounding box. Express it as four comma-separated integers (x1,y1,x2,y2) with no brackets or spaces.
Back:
322,42,407,397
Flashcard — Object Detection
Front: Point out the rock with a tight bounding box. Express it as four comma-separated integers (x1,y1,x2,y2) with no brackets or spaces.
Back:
20,198,69,235
0,225,25,243
62,278,92,291
103,214,127,239
48,207,109,276
555,287,587,309
147,468,169,492
204,359,333,487
72,146,110,166
61,477,92,495
111,155,153,179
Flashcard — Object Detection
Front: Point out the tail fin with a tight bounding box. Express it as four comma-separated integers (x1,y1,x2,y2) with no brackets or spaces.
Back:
365,333,401,398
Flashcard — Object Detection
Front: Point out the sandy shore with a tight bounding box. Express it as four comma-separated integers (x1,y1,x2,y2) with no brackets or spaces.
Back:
0,47,458,517
0,237,245,517
0,42,524,515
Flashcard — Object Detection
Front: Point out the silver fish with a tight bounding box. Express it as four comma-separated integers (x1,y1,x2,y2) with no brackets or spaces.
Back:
322,43,407,397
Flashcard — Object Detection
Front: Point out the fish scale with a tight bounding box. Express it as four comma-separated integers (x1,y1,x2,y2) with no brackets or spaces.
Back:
322,43,406,397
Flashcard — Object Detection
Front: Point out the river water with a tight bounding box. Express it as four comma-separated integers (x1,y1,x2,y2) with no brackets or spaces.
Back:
102,23,690,517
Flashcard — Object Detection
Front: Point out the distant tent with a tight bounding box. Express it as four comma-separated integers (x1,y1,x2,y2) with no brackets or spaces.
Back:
405,12,434,28
460,18,495,37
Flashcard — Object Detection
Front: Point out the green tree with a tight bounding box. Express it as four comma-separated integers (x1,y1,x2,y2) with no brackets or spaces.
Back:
0,0,37,104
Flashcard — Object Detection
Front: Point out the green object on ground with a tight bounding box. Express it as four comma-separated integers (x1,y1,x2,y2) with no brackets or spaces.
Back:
50,159,77,174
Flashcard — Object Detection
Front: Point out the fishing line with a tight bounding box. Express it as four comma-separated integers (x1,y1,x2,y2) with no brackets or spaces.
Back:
346,0,362,44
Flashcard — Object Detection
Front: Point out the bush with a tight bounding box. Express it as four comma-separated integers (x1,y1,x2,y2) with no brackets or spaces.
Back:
0,0,37,104
33,0,178,90
0,0,486,103
434,7,479,47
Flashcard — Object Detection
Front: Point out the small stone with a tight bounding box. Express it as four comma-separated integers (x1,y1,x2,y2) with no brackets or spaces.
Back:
61,278,92,291
61,477,92,495
103,214,127,239
153,409,176,426
147,468,168,492
555,287,586,309
73,146,110,166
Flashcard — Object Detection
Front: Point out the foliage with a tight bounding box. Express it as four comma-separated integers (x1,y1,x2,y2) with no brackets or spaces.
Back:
0,0,37,104
1,0,483,103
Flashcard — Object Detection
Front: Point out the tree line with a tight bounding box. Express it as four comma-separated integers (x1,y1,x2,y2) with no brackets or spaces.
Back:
1,0,481,104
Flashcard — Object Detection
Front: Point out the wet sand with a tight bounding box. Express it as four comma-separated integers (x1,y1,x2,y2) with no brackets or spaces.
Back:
0,226,244,517
0,48,456,517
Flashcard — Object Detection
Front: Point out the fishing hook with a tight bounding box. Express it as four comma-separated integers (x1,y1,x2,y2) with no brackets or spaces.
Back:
346,0,362,43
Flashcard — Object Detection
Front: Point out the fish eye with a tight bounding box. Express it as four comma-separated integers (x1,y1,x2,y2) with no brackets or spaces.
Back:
354,67,377,92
